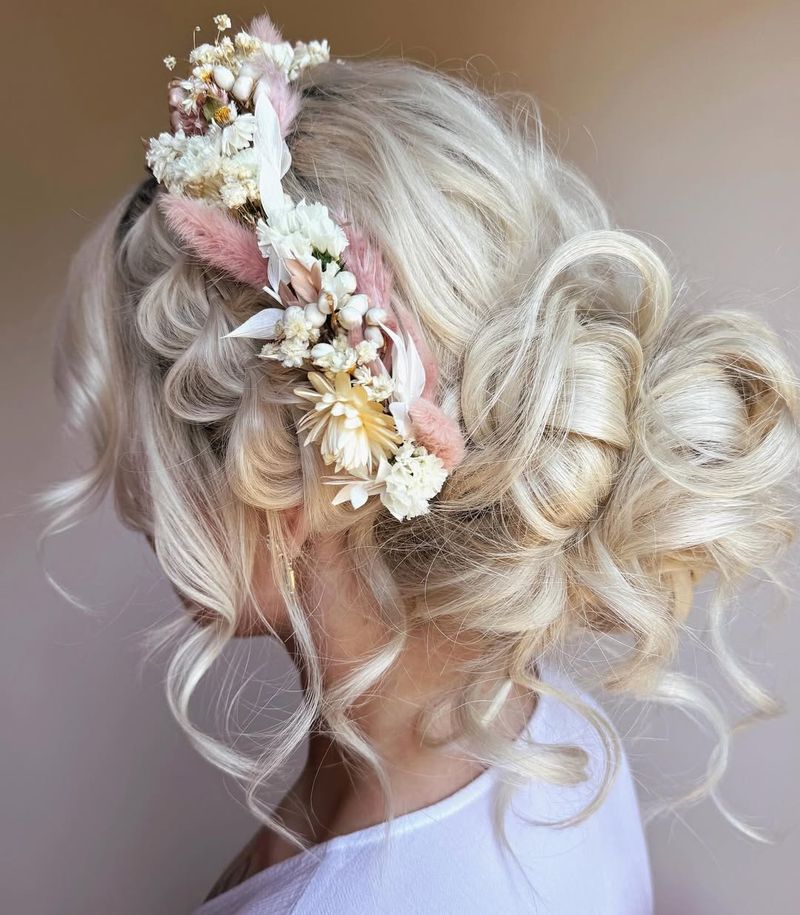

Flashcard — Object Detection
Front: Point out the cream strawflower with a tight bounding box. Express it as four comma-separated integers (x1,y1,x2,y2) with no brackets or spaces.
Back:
294,371,402,473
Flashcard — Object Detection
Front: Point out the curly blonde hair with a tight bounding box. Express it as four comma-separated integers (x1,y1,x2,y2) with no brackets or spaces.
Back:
44,56,800,847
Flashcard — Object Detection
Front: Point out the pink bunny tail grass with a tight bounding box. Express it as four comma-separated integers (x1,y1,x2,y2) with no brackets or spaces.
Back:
266,80,302,138
247,14,302,137
158,196,267,289
248,14,284,44
341,222,393,311
340,220,439,397
409,398,466,470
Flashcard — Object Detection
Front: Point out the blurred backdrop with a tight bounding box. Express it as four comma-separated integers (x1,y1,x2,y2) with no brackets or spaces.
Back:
2,1,799,912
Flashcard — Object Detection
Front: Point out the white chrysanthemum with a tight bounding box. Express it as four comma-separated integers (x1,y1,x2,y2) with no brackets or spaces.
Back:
167,134,223,196
259,199,348,268
280,305,319,345
379,442,447,521
294,371,402,474
278,336,312,368
310,335,358,373
146,130,188,183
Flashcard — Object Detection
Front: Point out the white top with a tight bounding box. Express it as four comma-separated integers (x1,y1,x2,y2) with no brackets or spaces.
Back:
194,664,653,914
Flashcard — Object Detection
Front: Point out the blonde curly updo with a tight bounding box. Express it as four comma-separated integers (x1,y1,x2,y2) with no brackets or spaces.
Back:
47,55,800,841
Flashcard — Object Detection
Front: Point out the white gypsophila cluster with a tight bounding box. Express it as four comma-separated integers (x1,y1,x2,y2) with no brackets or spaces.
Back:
147,16,451,520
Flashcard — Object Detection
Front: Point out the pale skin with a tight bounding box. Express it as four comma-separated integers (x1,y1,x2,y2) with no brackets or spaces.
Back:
173,508,538,901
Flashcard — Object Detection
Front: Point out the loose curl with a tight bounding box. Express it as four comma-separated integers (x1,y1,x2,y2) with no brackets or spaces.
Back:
42,56,800,849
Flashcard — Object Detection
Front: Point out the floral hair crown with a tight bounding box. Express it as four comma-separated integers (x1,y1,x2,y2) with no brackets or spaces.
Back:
145,13,466,521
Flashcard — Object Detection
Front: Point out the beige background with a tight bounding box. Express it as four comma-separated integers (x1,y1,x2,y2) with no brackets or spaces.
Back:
3,1,799,912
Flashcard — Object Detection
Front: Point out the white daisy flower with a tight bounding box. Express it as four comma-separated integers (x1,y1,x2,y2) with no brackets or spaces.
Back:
324,459,392,510
209,103,256,156
192,64,214,83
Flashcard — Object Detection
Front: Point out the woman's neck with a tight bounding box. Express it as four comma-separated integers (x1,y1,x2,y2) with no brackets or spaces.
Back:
259,648,537,868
